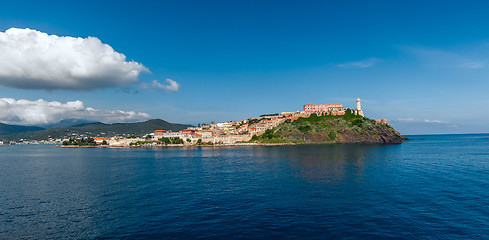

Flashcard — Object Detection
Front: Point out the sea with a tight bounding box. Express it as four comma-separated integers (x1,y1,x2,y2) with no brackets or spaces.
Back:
1,134,489,239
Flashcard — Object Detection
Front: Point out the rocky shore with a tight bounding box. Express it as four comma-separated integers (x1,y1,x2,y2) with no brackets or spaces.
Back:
250,112,407,144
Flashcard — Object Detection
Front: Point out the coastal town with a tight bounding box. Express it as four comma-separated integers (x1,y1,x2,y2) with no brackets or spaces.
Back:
2,98,387,146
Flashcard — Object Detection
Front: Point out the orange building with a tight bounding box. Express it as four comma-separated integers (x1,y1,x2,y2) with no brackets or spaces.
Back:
154,130,170,137
182,129,196,136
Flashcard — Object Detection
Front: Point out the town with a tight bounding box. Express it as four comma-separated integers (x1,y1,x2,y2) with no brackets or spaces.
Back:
3,98,387,146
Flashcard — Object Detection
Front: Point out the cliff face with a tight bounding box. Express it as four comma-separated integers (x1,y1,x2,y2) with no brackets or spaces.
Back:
252,110,405,144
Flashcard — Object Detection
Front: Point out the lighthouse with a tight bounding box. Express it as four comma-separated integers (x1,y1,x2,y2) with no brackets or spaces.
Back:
355,98,364,117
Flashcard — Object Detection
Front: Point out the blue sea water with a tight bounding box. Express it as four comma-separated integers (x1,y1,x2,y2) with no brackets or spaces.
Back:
1,134,489,239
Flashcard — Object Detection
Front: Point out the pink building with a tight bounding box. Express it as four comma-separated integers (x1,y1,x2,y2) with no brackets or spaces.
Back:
303,104,344,114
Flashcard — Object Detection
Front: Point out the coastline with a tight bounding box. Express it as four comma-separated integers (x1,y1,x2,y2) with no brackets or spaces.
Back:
57,140,405,149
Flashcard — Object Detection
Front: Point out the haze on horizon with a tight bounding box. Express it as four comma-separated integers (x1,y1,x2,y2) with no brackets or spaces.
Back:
1,1,488,135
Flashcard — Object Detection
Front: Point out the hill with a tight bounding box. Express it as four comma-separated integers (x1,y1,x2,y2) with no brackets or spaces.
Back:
251,110,406,144
40,118,97,129
0,123,44,135
1,119,192,141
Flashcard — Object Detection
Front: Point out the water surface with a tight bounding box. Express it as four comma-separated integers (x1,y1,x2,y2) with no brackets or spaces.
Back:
1,134,489,239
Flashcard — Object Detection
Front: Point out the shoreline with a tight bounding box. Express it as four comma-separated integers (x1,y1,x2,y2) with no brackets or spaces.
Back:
57,142,298,148
56,141,404,149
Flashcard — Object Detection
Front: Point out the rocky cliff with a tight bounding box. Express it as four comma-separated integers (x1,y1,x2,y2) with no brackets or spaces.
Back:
251,110,406,144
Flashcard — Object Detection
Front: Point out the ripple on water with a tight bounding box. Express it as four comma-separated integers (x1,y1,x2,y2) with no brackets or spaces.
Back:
1,135,489,239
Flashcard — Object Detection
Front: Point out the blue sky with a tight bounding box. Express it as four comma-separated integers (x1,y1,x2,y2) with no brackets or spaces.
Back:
1,0,489,134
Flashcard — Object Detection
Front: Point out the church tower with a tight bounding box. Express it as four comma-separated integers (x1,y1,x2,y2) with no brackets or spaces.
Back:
355,98,364,117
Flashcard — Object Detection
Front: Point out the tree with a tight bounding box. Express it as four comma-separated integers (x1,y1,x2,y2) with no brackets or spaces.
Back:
159,137,171,144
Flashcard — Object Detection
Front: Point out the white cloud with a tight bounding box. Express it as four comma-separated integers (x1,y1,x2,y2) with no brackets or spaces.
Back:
0,98,150,125
141,78,180,92
0,28,149,90
336,57,381,69
459,61,486,69
404,46,488,69
392,118,450,124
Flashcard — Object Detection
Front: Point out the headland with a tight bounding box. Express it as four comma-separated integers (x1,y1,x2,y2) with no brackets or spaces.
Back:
56,98,407,148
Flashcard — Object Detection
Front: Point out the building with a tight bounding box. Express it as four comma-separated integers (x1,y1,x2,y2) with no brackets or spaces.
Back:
354,98,364,117
303,104,345,114
376,118,387,124
93,137,108,144
182,129,196,136
201,130,213,138
154,130,170,138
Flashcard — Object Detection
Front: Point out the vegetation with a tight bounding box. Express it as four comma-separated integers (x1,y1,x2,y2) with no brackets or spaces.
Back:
129,137,186,146
247,118,261,125
62,137,97,146
1,119,192,141
0,123,44,135
249,109,403,144
260,113,279,117
157,137,184,144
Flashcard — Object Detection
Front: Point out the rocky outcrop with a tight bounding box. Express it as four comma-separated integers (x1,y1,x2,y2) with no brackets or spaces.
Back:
251,111,406,144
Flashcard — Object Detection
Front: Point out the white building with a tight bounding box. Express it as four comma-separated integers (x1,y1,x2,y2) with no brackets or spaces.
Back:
354,98,364,117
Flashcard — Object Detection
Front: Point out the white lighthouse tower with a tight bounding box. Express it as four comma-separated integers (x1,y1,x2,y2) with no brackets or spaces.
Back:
355,98,364,117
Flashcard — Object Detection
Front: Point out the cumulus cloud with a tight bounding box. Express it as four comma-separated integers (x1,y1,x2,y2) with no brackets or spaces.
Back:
336,57,381,69
0,28,149,90
0,98,150,125
141,78,180,92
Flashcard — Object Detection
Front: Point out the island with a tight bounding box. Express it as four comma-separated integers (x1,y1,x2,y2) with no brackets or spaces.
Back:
55,98,407,147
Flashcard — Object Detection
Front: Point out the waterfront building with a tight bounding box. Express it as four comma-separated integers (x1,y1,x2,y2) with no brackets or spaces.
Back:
182,129,196,136
201,130,212,138
93,137,108,144
154,130,170,138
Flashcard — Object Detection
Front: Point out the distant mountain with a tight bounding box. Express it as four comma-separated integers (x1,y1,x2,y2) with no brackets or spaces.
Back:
0,123,44,135
41,118,97,129
1,119,193,141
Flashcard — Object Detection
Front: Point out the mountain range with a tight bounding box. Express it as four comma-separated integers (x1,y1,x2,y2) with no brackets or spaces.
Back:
0,123,45,135
0,119,192,141
39,118,97,129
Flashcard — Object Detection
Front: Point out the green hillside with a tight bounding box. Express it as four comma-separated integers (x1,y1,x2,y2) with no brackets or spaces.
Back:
1,119,192,141
251,109,405,144
0,123,44,135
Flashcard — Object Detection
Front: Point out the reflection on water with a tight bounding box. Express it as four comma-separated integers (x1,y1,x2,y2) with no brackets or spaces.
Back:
244,144,402,184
